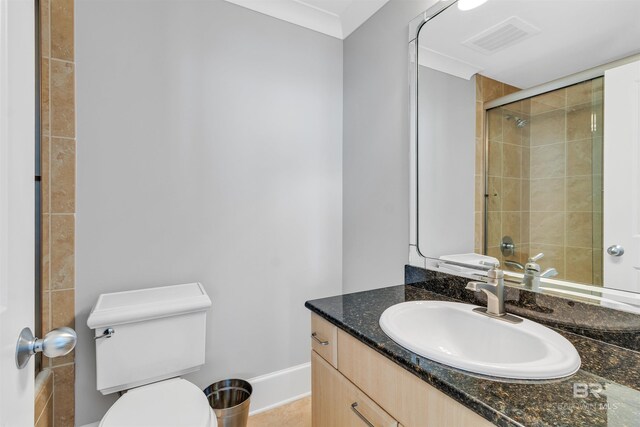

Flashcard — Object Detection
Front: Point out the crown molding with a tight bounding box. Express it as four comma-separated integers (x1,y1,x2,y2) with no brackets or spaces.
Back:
224,0,390,39
418,46,483,80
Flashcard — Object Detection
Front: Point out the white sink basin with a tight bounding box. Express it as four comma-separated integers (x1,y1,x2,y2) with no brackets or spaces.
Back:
379,301,581,380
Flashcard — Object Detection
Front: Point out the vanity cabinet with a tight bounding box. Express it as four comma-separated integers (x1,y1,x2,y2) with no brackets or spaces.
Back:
310,313,494,427
312,352,398,427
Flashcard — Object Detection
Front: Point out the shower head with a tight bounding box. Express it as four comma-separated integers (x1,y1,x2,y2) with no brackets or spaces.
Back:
515,118,528,128
505,114,528,128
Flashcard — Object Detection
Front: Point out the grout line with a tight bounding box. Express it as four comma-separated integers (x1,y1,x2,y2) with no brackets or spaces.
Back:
47,0,52,367
50,361,75,368
529,100,600,117
50,288,75,293
34,392,53,427
50,57,74,66
500,141,529,148
52,370,55,427
529,140,565,149
34,373,50,411
527,243,597,250
564,109,568,276
49,135,77,142
47,0,51,71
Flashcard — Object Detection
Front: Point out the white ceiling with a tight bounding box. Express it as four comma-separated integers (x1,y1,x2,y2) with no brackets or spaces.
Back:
419,0,640,88
223,0,390,39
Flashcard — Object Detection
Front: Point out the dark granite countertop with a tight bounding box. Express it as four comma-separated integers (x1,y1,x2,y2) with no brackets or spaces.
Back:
305,284,640,427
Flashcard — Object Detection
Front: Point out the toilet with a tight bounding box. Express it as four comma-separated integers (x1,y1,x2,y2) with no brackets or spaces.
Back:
87,282,216,427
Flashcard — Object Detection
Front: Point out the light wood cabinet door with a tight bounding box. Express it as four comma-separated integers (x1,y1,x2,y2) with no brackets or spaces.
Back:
312,351,398,427
311,313,338,368
337,330,495,427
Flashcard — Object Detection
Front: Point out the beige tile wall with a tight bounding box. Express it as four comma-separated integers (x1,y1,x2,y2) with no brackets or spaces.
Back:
527,78,603,285
39,0,76,425
35,370,54,427
484,100,531,271
476,76,603,284
474,76,525,269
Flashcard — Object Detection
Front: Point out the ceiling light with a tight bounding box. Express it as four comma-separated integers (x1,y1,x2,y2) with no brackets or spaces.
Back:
458,0,488,11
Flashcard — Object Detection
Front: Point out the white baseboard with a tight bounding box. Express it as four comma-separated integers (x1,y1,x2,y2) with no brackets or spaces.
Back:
79,362,311,426
247,362,311,416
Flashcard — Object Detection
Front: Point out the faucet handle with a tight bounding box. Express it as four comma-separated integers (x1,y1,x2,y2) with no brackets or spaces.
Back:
466,281,486,291
528,253,544,263
480,260,500,269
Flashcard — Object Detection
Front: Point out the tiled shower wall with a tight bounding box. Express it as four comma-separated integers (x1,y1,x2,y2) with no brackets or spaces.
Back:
525,79,603,285
484,96,532,270
476,77,604,285
474,76,521,257
38,0,76,425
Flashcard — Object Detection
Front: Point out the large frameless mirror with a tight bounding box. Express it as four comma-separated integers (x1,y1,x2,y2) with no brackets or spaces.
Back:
409,0,640,312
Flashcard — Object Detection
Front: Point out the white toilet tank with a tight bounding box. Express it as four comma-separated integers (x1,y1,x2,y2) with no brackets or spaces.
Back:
87,282,212,395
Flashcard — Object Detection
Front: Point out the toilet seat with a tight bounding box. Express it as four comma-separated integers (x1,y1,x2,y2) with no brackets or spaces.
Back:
100,378,217,427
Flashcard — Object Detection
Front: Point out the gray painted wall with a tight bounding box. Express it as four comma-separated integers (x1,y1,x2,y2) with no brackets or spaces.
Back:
75,0,342,424
418,67,475,257
342,0,436,293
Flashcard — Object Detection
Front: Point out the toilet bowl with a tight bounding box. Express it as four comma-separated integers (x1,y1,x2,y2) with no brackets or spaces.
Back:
88,283,214,427
99,378,216,427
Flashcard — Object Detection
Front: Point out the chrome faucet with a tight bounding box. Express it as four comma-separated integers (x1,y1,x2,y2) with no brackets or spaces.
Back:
466,264,505,316
466,263,522,323
523,253,558,291
504,260,525,271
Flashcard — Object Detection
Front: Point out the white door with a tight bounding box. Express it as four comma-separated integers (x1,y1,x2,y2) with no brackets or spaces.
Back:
603,60,640,292
0,0,36,425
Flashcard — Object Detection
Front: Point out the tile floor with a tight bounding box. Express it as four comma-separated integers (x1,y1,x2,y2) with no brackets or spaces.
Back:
247,396,311,427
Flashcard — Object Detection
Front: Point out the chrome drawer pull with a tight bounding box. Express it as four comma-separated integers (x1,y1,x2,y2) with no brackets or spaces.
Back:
351,402,375,427
311,332,329,346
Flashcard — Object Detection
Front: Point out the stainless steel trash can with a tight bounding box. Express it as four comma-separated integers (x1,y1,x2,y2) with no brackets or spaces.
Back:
204,379,252,427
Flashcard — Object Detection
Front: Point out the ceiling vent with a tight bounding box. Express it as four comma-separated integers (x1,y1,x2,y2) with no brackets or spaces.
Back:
463,16,540,55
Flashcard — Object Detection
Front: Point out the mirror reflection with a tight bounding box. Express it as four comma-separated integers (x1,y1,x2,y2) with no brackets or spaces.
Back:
415,0,640,300
484,78,604,287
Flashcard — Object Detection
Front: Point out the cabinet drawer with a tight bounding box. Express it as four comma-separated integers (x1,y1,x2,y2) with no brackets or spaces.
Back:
312,351,398,427
311,313,338,368
337,330,494,427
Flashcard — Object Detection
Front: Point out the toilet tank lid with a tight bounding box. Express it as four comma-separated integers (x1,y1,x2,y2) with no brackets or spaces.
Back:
87,282,212,329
